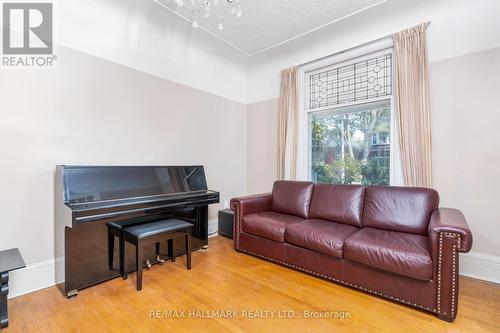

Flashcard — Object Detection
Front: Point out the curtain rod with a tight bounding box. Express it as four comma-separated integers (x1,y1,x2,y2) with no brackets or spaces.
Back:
296,22,431,68
297,35,390,68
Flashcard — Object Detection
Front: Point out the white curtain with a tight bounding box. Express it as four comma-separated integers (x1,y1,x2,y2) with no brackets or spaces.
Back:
277,67,299,180
393,23,433,187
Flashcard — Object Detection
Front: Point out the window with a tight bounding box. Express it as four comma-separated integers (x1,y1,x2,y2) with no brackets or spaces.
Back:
309,53,392,109
298,43,401,186
310,101,391,185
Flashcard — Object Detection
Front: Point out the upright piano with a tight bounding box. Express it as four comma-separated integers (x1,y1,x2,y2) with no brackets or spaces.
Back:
55,165,219,297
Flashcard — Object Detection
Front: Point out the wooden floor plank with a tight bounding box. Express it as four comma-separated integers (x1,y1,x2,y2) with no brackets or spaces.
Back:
4,236,499,333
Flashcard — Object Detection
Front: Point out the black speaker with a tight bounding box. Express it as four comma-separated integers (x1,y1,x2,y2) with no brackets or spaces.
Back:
218,209,234,239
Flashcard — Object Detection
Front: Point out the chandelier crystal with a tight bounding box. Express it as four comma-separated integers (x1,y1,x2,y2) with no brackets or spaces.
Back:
173,0,242,30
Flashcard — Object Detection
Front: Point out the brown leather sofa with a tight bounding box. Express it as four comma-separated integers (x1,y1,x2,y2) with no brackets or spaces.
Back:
231,181,472,322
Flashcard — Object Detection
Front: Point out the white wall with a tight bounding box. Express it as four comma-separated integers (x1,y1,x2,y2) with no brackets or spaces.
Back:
0,45,247,296
247,99,279,194
53,0,248,103
430,47,500,283
247,0,500,103
431,47,500,258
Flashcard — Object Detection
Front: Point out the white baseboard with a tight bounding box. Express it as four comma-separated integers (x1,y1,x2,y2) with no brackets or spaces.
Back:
208,217,218,237
8,256,65,299
7,249,498,299
460,252,500,284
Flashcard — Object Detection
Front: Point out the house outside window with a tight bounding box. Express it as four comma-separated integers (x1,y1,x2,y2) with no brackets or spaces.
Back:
372,132,390,146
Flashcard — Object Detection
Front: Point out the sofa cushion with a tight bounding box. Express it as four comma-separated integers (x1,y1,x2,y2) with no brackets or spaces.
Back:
270,180,314,218
242,212,304,243
284,219,359,259
309,184,365,227
363,186,439,235
344,228,433,281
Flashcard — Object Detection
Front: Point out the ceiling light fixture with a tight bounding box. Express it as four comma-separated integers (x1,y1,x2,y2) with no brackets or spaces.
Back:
173,0,242,30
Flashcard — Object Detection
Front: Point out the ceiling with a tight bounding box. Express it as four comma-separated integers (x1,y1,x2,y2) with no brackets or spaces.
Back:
154,0,387,56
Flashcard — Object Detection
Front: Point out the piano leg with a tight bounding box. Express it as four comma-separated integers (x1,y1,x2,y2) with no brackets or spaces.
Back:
136,245,143,291
186,229,192,270
107,231,114,269
168,239,175,262
119,235,125,276
1,272,9,328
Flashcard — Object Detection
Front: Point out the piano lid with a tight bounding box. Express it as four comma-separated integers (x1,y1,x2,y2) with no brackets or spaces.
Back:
60,166,209,204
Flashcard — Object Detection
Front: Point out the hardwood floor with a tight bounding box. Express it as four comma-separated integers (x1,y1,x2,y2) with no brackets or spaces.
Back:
4,236,500,333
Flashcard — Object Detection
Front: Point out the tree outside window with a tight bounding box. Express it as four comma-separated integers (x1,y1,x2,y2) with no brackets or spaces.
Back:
310,101,391,185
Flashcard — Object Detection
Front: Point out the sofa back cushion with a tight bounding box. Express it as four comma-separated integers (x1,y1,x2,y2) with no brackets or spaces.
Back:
309,184,365,227
363,186,439,235
270,181,314,218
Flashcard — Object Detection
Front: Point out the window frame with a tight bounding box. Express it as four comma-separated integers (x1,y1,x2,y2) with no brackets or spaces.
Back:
297,38,403,185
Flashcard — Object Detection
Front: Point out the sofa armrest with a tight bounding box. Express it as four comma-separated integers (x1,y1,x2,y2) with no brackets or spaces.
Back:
230,193,272,250
428,208,472,253
428,208,473,321
230,193,272,217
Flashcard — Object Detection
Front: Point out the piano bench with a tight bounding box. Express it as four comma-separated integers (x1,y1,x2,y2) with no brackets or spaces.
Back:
106,220,138,276
106,219,177,276
121,219,193,291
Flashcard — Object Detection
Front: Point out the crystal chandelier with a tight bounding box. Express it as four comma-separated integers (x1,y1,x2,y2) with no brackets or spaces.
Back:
173,0,242,30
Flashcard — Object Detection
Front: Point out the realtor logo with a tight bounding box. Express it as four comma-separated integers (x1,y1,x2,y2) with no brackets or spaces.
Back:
2,2,55,67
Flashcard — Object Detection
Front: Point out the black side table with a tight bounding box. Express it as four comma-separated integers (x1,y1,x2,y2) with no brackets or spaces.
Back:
218,209,234,239
0,248,25,329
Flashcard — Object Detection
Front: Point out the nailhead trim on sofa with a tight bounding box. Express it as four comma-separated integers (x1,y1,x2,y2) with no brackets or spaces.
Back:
231,203,241,249
236,247,436,313
437,233,443,313
436,232,461,318
231,202,464,319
